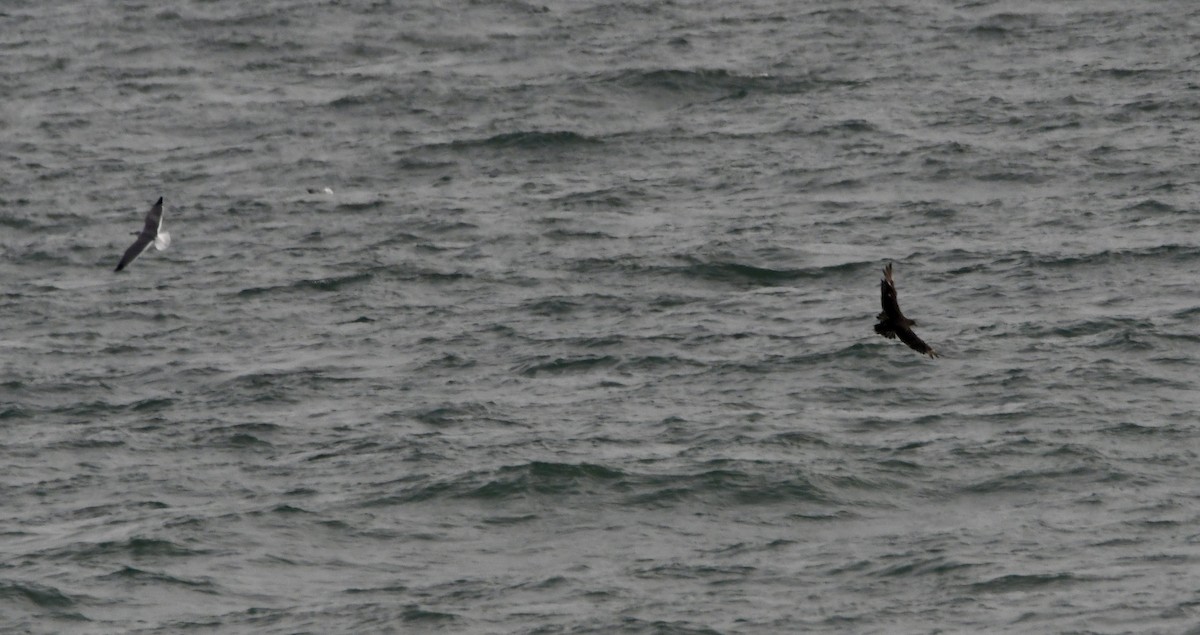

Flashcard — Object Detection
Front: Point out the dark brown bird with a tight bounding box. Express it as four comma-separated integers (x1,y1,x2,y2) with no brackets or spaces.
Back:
874,263,939,358
115,197,170,272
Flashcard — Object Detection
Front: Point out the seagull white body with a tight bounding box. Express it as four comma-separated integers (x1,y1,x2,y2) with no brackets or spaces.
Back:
115,197,170,272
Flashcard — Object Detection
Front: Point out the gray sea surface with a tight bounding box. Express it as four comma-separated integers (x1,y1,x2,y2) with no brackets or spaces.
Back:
4,1,1200,633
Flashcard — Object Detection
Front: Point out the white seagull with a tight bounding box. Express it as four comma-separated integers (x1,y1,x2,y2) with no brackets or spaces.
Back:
115,197,171,272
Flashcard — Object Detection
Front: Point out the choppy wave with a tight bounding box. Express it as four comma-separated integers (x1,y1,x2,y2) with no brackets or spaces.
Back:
6,1,1200,634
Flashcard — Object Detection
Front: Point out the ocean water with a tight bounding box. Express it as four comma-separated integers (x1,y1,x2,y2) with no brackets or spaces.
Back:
4,1,1200,633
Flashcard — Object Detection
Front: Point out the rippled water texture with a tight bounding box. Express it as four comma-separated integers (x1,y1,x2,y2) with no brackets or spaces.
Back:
4,1,1200,633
